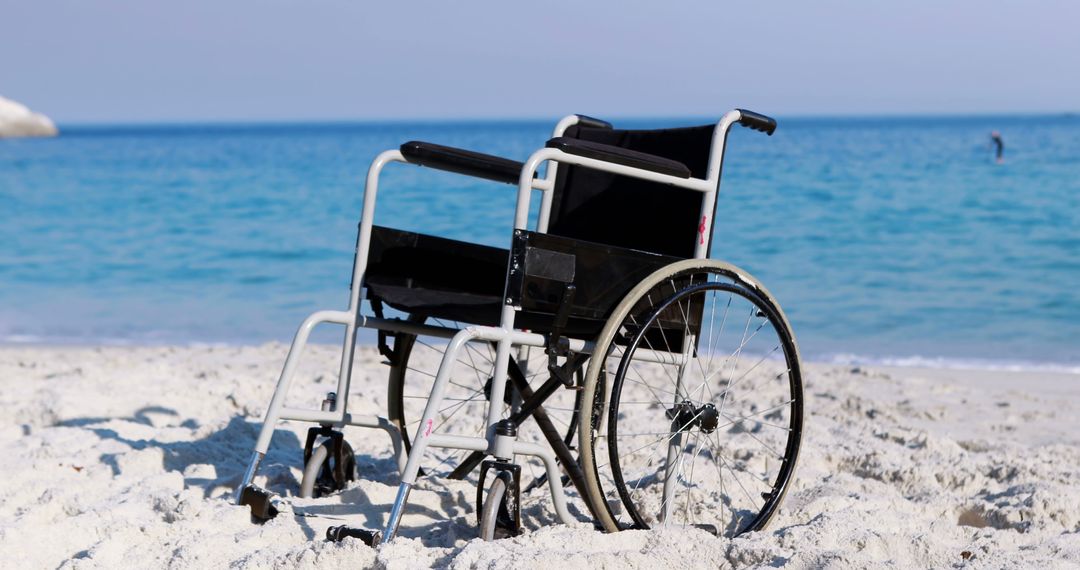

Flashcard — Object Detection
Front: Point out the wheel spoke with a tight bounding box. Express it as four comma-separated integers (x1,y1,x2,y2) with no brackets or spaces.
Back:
716,404,794,432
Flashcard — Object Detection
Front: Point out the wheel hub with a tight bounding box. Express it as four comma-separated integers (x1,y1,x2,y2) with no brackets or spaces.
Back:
666,400,720,434
698,403,719,434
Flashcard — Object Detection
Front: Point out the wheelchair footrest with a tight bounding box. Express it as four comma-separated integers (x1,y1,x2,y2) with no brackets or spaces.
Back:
239,484,279,521
326,525,382,547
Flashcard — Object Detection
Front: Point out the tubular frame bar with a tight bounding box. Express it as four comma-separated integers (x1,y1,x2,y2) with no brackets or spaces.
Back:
536,114,586,232
357,317,684,364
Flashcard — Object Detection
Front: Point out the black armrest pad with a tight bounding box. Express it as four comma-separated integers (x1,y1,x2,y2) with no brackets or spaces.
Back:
400,141,525,184
545,137,691,179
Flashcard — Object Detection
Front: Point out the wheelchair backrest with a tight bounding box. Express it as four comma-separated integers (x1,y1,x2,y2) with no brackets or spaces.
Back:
547,124,717,259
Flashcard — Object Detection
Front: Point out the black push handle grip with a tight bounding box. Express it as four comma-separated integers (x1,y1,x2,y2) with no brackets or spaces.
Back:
736,109,777,136
574,114,613,129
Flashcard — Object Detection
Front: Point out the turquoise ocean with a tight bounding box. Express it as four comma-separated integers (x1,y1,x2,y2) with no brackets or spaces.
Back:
2,116,1078,371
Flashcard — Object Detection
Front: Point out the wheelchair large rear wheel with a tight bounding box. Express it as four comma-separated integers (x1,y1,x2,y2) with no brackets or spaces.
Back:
579,261,803,537
387,318,582,481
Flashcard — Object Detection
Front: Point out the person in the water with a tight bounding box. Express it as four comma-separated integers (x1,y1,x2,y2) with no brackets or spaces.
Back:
990,131,1004,164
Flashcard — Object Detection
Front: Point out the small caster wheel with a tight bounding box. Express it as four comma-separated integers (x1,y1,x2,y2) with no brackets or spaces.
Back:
477,460,521,541
300,435,357,498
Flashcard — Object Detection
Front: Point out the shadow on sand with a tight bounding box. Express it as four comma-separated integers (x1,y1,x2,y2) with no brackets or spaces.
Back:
55,409,476,547
55,409,302,498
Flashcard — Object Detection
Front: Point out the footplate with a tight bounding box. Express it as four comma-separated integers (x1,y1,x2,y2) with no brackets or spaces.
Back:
302,426,356,496
326,525,382,546
239,484,279,521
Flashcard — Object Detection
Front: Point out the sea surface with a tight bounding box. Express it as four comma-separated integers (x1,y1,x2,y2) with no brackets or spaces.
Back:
2,115,1078,371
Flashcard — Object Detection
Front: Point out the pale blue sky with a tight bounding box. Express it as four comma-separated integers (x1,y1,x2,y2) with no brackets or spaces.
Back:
4,0,1079,123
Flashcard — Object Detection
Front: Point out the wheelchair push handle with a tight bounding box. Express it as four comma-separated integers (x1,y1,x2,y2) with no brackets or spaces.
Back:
574,114,613,130
735,109,777,136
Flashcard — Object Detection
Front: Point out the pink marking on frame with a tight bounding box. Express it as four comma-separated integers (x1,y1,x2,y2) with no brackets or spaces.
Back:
698,215,708,244
423,419,434,437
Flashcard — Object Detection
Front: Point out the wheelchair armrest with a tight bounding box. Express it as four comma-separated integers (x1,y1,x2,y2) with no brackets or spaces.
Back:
400,141,526,185
545,137,692,179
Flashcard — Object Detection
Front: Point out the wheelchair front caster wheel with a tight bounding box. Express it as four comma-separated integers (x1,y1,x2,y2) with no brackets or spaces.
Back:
477,461,521,541
299,437,358,498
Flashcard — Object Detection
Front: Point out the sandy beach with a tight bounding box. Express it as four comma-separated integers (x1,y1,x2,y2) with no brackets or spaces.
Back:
1,344,1078,569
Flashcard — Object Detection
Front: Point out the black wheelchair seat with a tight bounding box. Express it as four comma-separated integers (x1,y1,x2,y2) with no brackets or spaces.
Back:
364,226,508,327
365,226,685,339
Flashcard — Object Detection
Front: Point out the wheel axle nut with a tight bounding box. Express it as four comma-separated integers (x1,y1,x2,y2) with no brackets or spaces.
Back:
699,403,719,434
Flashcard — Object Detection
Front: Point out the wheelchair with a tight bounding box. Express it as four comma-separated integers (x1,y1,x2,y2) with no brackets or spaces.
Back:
235,109,804,546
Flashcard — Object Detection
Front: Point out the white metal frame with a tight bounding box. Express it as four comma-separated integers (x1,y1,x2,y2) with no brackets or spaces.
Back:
236,109,750,544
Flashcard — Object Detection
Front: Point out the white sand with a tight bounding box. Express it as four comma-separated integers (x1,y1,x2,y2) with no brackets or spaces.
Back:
1,344,1078,568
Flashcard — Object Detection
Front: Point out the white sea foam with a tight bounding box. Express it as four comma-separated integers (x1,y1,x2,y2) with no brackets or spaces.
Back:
6,330,1077,376
822,352,1080,375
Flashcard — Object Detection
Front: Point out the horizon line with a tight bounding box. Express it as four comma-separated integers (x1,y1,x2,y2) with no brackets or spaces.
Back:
51,109,1080,129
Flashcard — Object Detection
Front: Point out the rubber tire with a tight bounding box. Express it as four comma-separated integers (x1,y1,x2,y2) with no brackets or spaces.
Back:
479,476,508,541
577,258,803,534
298,444,329,499
299,440,357,499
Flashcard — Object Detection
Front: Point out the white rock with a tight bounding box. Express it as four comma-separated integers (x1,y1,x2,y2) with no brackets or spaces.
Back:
0,95,58,138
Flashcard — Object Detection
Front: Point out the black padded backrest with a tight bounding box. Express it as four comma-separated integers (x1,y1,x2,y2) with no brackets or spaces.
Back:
547,124,716,258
